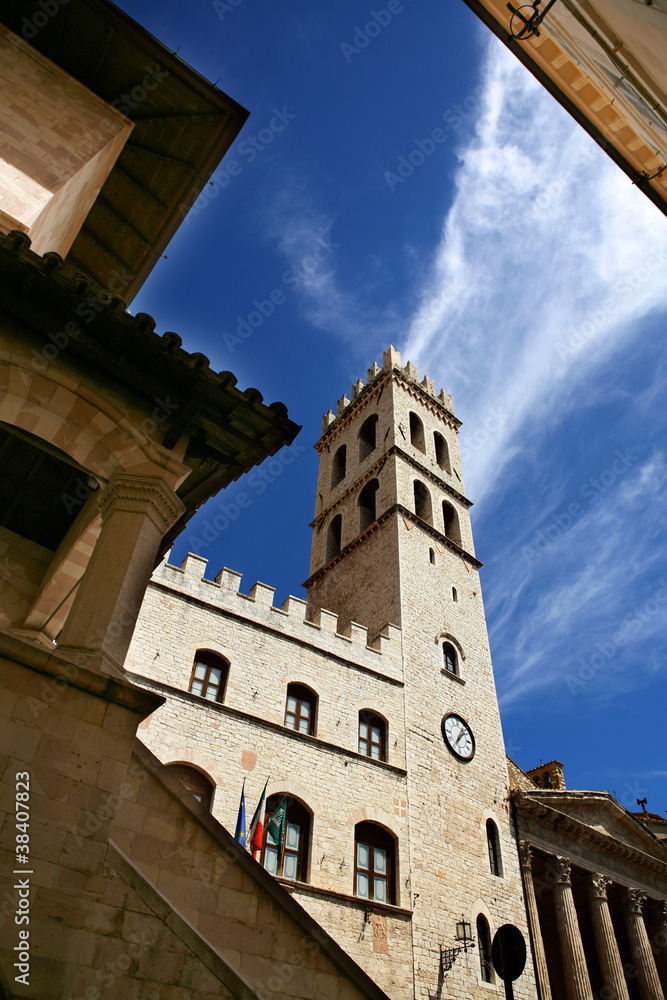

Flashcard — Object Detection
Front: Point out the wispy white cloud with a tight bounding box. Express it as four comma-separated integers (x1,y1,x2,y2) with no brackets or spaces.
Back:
487,451,667,709
401,37,667,507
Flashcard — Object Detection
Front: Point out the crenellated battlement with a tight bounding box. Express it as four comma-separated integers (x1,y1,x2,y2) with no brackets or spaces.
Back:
321,345,454,437
149,551,404,682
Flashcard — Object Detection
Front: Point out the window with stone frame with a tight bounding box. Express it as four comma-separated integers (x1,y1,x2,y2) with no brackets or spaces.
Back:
358,414,378,461
409,411,425,452
486,819,503,877
165,764,214,811
331,444,347,488
358,478,379,532
354,822,396,905
326,513,342,561
284,683,317,736
261,794,311,882
442,642,458,676
188,650,229,703
358,711,386,761
434,431,451,472
477,915,494,983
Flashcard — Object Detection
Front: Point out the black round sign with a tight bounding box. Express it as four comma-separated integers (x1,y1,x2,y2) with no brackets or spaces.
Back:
492,924,526,982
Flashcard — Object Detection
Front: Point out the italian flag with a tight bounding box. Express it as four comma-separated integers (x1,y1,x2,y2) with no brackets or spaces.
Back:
248,780,269,858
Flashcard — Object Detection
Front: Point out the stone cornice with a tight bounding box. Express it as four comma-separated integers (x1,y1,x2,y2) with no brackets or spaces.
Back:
127,672,409,774
99,474,186,533
316,367,461,452
305,504,482,588
283,878,413,919
513,790,667,881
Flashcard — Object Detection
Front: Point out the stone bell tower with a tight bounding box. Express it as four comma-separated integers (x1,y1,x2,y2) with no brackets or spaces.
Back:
305,347,537,1000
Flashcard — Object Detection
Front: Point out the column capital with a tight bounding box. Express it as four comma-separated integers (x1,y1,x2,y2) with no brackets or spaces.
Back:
519,840,533,869
589,874,613,900
98,473,185,534
624,889,647,915
546,856,572,885
647,899,667,924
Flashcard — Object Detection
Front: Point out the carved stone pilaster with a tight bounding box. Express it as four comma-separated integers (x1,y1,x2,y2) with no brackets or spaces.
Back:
519,842,553,1000
587,875,629,1000
546,857,593,1000
623,889,665,1000
98,474,185,534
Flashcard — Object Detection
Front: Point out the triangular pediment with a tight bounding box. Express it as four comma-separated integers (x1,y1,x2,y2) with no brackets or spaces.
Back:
517,790,667,863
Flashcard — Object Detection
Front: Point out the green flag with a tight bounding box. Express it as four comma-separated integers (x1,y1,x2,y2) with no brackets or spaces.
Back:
266,795,288,850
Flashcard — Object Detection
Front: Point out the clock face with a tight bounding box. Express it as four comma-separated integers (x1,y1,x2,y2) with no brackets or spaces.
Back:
442,713,475,761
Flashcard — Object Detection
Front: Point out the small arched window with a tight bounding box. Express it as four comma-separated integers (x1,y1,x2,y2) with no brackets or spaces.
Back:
358,711,386,761
442,500,461,545
429,547,435,565
442,642,458,675
409,412,425,452
414,480,432,524
165,764,215,811
434,432,451,472
477,915,494,983
359,478,379,532
354,822,396,904
285,683,317,736
262,794,311,882
189,650,228,703
359,415,378,461
331,445,346,488
486,819,502,877
326,514,342,561
452,586,458,602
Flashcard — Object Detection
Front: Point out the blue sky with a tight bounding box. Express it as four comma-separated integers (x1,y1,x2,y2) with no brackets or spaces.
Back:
125,1,667,816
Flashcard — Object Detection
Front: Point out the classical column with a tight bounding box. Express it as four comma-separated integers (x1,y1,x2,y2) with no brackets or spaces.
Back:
623,890,665,1000
587,875,630,1000
545,856,593,1000
647,902,667,995
57,474,185,673
519,841,553,1000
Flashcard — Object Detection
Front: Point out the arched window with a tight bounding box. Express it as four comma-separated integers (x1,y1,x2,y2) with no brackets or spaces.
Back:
359,414,378,461
326,514,342,561
486,819,502,877
442,642,458,675
429,547,435,565
414,480,432,524
165,764,215,811
189,650,228,703
284,683,317,736
442,500,461,545
409,412,425,452
331,445,346,488
354,822,396,904
358,711,386,761
434,432,451,472
477,915,494,983
359,478,379,532
452,586,458,602
262,794,311,882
